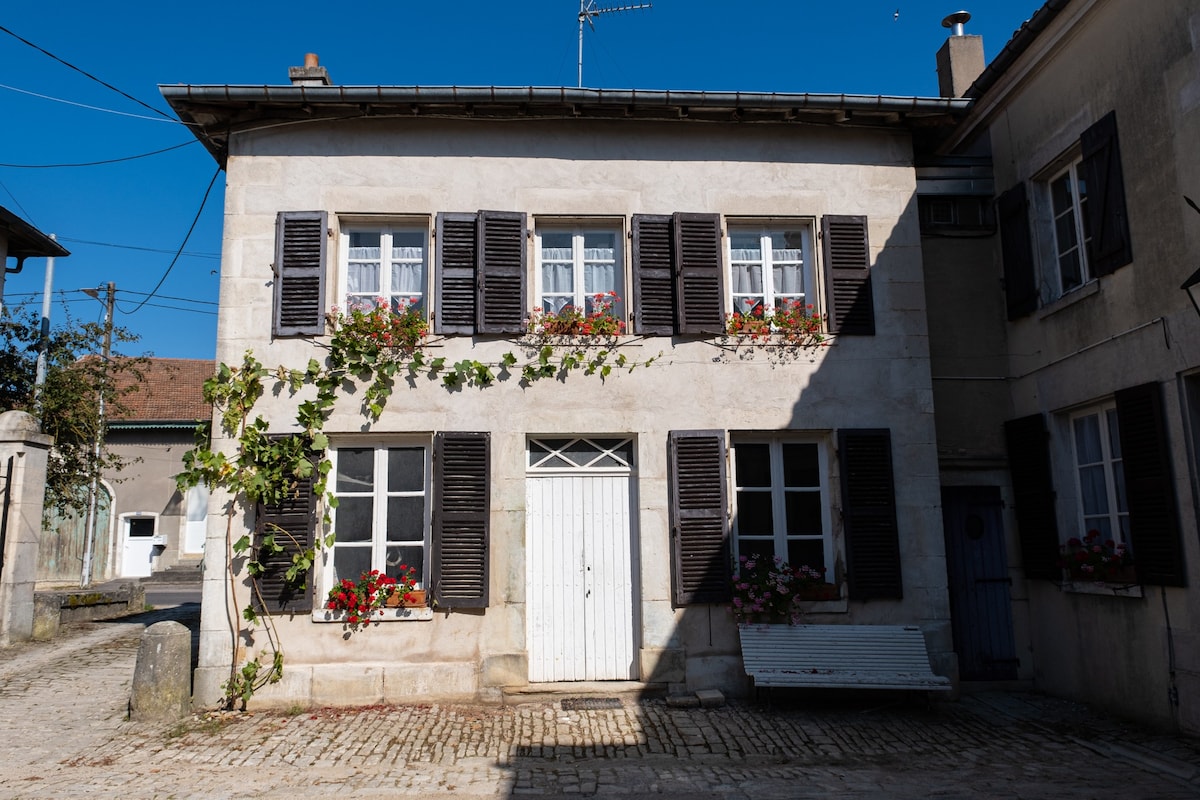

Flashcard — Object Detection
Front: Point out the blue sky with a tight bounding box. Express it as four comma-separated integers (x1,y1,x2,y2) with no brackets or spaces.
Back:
1,1,1043,360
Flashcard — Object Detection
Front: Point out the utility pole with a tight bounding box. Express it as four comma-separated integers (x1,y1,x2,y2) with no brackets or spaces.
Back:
33,234,57,409
80,281,114,588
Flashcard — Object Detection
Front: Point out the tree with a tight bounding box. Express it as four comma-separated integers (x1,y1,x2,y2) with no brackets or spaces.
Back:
0,302,146,517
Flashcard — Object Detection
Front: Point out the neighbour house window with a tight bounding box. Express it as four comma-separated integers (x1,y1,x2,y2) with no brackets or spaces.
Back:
327,443,431,592
535,226,624,318
730,438,832,579
998,111,1132,317
1047,159,1091,295
1069,405,1129,546
342,227,428,313
727,225,816,319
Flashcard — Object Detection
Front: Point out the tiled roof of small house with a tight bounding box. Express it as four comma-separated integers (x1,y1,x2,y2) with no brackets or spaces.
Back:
109,358,214,424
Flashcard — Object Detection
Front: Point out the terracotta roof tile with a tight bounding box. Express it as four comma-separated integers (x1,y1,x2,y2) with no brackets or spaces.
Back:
109,358,215,423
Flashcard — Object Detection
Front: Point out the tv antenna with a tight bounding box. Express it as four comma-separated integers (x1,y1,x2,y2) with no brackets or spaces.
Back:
577,0,651,88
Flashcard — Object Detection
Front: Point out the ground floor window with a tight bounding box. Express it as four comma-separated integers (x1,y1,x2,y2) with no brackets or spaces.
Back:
326,441,430,591
730,437,832,578
1069,404,1129,547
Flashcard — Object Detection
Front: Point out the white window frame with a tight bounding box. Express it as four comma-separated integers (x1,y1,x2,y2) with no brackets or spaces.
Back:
533,222,625,318
1042,155,1092,298
1068,404,1129,547
338,223,429,314
730,437,834,581
323,439,432,596
725,221,818,319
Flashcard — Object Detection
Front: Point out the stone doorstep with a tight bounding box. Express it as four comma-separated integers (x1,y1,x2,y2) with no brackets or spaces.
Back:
501,680,668,706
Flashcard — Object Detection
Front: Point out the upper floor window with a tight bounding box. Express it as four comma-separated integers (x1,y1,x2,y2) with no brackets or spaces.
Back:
535,225,624,318
727,226,816,318
342,226,427,313
1047,159,1091,295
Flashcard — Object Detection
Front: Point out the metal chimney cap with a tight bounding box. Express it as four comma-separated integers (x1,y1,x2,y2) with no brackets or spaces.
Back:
942,11,971,35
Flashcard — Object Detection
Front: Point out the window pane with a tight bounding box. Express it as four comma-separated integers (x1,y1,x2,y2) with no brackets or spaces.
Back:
1059,249,1082,291
729,232,761,257
735,444,771,487
787,539,825,573
730,264,764,295
1073,415,1103,464
541,232,572,250
1078,464,1110,516
772,264,804,296
386,545,424,584
583,263,618,297
1106,410,1122,459
388,447,424,492
1051,175,1074,214
336,448,374,491
333,546,371,584
347,263,381,295
386,496,424,543
334,497,373,541
785,492,823,535
1055,213,1079,251
735,491,773,534
737,538,776,562
781,443,819,486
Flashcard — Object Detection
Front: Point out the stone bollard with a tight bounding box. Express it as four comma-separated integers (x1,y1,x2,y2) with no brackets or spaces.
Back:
129,621,192,722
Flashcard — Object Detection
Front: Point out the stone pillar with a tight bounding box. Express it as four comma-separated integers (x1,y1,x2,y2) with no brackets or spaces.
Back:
0,411,53,646
130,620,193,721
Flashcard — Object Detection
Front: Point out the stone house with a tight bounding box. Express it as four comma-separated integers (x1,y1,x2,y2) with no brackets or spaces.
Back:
925,0,1200,733
164,57,971,707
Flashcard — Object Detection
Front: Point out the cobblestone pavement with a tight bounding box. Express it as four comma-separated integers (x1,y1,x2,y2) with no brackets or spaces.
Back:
3,606,1200,799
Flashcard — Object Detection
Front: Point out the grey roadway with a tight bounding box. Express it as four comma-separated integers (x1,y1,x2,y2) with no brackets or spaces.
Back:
3,604,1200,799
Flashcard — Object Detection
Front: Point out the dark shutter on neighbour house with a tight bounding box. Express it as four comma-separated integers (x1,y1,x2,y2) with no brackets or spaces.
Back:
821,216,875,336
1080,111,1133,277
997,184,1038,320
673,213,725,334
432,432,490,607
253,454,319,615
476,211,526,334
1003,414,1060,579
435,213,480,334
1115,382,1185,586
273,211,327,337
631,214,676,335
839,429,901,599
668,430,731,605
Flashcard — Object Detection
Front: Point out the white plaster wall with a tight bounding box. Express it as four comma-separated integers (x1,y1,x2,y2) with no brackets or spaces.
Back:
197,116,952,707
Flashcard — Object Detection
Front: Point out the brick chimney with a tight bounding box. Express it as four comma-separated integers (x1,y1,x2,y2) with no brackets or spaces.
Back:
936,11,984,97
289,53,331,86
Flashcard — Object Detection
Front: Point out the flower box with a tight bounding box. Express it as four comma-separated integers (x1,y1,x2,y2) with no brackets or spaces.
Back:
384,588,426,608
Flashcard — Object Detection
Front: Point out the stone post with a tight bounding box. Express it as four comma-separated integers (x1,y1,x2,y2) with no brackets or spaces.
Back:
0,411,53,646
130,620,193,721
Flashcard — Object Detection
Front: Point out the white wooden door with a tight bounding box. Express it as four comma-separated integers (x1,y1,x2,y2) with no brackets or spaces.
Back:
526,438,636,681
121,517,156,578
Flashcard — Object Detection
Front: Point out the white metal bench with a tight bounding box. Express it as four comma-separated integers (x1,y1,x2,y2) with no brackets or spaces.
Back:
738,624,953,692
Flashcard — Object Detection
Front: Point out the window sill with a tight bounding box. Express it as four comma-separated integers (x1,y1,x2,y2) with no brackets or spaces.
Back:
314,607,434,623
1036,279,1099,320
1059,580,1143,599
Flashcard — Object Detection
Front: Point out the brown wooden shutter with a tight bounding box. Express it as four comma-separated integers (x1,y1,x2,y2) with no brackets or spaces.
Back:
273,211,327,337
435,213,479,334
432,432,490,607
821,215,875,335
839,429,902,599
477,211,526,334
252,466,318,615
668,430,730,605
1115,382,1185,586
997,184,1038,320
672,213,725,335
1080,111,1132,276
1003,414,1060,580
631,214,676,335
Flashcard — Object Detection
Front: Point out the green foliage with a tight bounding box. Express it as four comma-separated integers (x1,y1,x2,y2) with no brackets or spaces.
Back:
181,309,660,709
0,303,147,517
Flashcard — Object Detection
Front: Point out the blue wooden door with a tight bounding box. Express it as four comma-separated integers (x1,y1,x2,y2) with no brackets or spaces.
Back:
942,486,1018,681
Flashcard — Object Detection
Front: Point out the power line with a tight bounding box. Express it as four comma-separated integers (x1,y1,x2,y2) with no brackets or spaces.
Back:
118,289,218,306
0,177,36,226
57,236,219,260
124,165,223,315
0,83,187,124
0,140,197,169
0,24,173,119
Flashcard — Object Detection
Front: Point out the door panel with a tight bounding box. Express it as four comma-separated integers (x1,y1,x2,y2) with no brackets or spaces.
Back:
943,486,1019,681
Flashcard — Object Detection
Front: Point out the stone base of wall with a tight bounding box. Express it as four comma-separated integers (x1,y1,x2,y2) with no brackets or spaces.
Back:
32,583,147,640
